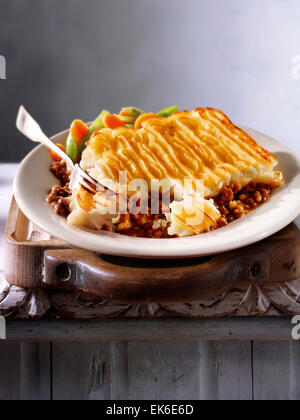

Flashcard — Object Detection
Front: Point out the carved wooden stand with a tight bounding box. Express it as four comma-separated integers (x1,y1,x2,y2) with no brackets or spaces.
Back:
1,198,300,319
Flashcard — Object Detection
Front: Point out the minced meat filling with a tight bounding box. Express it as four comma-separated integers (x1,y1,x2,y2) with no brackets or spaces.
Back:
214,182,273,228
116,182,273,237
116,200,173,238
50,160,70,186
47,161,71,217
47,161,274,237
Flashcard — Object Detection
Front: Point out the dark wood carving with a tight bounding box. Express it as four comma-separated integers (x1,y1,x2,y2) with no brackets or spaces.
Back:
1,275,300,319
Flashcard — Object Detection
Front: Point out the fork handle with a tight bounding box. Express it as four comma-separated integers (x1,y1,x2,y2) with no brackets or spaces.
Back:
16,106,74,169
40,131,73,167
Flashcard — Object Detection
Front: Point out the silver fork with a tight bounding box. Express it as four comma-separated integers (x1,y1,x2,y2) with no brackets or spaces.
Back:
16,106,115,195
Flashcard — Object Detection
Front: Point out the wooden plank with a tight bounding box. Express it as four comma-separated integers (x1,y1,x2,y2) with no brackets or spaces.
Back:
0,342,51,400
110,342,201,400
110,341,252,400
197,342,219,399
0,341,252,401
52,343,111,400
109,342,129,400
0,342,21,400
4,318,296,342
253,341,300,400
51,342,252,400
20,343,51,400
199,342,253,400
290,341,300,400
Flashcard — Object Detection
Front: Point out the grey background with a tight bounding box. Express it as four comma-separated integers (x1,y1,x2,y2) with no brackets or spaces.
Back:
0,0,300,162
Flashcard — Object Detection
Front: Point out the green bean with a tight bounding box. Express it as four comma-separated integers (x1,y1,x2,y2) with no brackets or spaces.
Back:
78,110,109,154
119,115,136,124
157,106,180,118
66,134,78,161
120,107,145,118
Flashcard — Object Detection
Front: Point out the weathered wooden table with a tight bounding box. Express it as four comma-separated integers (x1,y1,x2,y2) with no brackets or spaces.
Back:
0,165,300,401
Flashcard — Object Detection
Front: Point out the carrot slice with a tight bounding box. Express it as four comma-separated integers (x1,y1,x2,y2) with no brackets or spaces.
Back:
134,113,159,130
49,144,66,161
120,111,134,118
70,120,89,146
103,114,126,129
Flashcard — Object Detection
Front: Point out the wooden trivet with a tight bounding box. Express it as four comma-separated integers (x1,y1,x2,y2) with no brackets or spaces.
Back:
1,197,300,319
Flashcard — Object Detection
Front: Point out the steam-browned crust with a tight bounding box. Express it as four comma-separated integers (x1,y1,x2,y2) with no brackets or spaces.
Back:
81,107,280,201
195,108,275,163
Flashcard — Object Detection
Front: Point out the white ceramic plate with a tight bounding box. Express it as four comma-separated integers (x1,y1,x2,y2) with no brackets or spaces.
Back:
13,125,300,259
